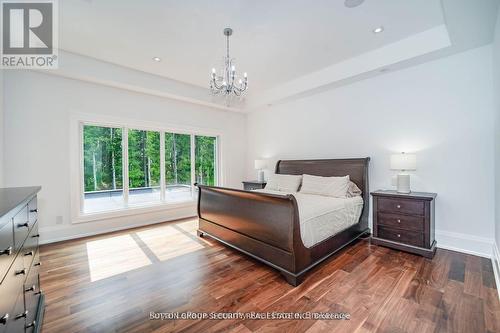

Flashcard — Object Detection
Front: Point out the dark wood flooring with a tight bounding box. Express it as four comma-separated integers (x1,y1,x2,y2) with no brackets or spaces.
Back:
39,218,500,333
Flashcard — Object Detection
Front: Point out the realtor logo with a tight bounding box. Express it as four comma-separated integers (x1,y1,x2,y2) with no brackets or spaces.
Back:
1,0,58,68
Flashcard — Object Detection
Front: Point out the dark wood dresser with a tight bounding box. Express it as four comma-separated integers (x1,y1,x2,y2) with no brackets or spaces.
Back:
371,190,437,258
0,187,44,333
242,180,267,191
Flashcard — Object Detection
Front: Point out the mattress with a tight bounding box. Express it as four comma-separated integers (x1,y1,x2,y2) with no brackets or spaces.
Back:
253,189,364,248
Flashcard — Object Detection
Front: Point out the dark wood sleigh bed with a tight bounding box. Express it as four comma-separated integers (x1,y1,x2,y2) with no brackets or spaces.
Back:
196,158,370,286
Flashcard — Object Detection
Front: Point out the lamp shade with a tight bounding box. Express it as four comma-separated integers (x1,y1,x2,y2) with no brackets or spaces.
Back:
254,159,267,170
390,153,416,171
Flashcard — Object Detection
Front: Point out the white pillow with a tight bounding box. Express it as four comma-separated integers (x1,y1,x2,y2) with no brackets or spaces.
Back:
299,174,350,198
346,181,362,197
264,174,302,192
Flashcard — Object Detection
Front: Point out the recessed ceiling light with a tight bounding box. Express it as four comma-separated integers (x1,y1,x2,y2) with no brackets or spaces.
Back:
373,26,384,34
344,0,365,8
152,57,161,62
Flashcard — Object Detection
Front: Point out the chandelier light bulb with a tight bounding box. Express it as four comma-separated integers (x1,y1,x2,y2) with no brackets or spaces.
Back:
243,72,247,78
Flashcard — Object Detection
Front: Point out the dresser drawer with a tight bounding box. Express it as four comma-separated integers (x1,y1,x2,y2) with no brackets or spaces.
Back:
0,219,14,284
13,205,29,252
377,212,424,231
22,222,39,270
4,289,26,333
377,226,424,247
378,197,425,216
0,252,26,333
24,257,41,333
28,197,38,227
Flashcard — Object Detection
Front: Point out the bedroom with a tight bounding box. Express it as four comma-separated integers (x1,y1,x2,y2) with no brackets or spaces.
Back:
0,0,500,332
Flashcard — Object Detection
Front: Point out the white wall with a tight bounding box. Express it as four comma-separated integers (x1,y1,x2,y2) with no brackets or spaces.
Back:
494,7,500,256
247,45,495,257
0,69,3,187
3,71,246,243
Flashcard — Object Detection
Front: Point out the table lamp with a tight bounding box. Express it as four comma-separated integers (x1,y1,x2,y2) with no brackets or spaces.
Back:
390,152,416,193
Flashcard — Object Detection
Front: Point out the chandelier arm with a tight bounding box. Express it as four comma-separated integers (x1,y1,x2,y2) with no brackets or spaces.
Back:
234,80,248,92
212,78,224,90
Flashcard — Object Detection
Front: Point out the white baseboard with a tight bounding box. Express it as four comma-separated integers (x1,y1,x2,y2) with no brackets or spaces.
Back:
436,230,494,258
492,242,500,299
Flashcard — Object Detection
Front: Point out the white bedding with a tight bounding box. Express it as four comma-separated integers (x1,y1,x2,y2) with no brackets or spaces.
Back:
253,189,364,248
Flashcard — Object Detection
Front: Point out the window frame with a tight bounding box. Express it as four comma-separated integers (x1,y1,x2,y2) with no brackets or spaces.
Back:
71,114,222,223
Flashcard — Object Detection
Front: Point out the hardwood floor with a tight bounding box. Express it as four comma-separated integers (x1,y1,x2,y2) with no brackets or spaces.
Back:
39,218,500,333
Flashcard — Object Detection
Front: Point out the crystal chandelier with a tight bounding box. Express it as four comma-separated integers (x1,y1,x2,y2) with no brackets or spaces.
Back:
210,28,248,99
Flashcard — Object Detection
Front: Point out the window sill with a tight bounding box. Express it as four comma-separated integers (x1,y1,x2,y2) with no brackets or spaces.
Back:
73,200,197,224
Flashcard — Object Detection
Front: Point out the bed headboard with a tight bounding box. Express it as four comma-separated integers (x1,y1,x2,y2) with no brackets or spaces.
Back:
275,158,369,193
275,158,370,226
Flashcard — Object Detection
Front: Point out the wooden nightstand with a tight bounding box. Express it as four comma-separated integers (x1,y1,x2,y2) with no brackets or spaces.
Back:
371,190,437,258
242,180,267,191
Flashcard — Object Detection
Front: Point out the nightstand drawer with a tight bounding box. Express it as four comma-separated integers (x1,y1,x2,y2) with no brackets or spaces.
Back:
377,226,423,247
242,181,267,191
378,197,425,216
377,212,424,231
245,185,263,191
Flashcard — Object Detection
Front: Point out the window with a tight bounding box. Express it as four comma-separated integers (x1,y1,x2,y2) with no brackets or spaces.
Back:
165,133,192,202
80,123,219,215
128,130,161,205
195,135,217,186
83,125,124,213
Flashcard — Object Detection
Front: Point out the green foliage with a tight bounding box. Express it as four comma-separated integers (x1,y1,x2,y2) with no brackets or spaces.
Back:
195,136,217,186
83,125,123,192
165,133,191,185
128,129,160,188
83,125,217,192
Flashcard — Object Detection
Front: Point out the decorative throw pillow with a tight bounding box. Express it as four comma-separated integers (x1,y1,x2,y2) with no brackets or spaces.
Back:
264,174,302,192
299,174,350,198
346,181,362,197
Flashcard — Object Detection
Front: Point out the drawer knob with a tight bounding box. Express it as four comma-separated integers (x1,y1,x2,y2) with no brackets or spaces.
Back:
35,289,43,296
34,262,42,267
0,314,8,325
30,209,38,213
397,219,401,223
24,251,34,257
396,205,401,209
15,311,28,320
26,320,36,329
32,234,40,238
25,285,36,292
15,268,27,276
0,246,12,256
397,234,401,238
17,222,29,228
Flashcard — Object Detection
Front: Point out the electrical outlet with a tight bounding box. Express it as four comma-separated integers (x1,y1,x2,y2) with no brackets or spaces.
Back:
56,216,63,224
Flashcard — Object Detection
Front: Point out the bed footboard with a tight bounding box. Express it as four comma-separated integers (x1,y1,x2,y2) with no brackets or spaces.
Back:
196,184,300,272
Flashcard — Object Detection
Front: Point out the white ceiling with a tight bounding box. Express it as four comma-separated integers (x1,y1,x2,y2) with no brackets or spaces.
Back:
60,0,446,92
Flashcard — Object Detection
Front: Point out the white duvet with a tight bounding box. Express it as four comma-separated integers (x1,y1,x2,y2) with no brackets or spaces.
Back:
253,189,364,248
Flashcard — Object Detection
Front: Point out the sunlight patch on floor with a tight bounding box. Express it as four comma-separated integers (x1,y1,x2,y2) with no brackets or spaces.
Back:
86,234,152,282
136,222,205,261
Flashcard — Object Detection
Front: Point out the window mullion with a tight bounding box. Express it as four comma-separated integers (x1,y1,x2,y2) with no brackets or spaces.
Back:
160,131,166,202
190,134,196,197
122,127,129,207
